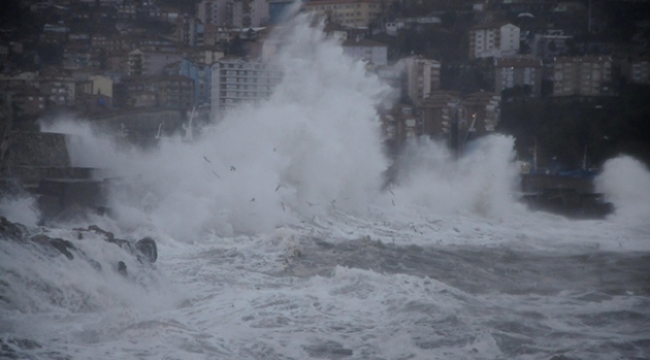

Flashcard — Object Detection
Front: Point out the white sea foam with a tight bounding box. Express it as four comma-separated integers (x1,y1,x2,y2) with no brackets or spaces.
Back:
596,155,650,223
0,194,40,227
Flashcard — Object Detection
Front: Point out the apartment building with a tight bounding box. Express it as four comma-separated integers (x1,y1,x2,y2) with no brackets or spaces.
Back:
553,56,613,96
210,58,282,119
197,0,231,26
419,91,461,137
531,30,572,60
91,34,132,53
127,49,186,76
76,75,113,98
381,104,419,146
399,56,441,103
303,0,383,28
469,22,520,59
39,70,76,107
622,57,650,85
495,56,543,97
175,15,204,47
462,91,501,134
232,0,270,27
166,59,213,108
114,75,194,110
197,0,269,28
8,87,46,116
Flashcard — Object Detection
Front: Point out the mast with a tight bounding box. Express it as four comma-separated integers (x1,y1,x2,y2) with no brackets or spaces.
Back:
533,137,538,171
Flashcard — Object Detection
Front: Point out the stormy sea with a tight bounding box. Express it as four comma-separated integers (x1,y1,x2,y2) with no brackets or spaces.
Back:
1,14,650,360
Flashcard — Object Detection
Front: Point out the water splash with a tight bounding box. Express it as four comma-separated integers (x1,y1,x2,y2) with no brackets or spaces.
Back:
388,135,522,219
596,155,650,223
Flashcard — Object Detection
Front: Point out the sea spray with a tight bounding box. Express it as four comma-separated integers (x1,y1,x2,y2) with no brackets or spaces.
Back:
41,14,392,239
387,134,522,219
596,155,650,223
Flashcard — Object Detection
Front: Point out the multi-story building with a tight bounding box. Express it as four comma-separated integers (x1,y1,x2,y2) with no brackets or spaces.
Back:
419,91,461,137
381,104,419,146
76,75,114,103
382,91,501,148
469,22,520,59
8,87,47,116
341,38,388,66
166,59,213,108
232,0,270,28
117,3,137,20
495,56,543,97
303,0,383,28
531,30,572,60
399,56,441,103
0,72,39,90
197,0,269,28
553,56,613,96
210,58,282,120
114,75,194,110
622,57,650,85
39,69,76,107
127,49,186,76
461,91,501,134
91,34,133,53
197,0,232,26
175,15,204,47
155,75,195,110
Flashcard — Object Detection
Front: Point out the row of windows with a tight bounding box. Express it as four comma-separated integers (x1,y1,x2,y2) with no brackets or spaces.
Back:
222,84,272,91
222,91,272,98
222,63,264,70
221,77,279,84
221,70,280,77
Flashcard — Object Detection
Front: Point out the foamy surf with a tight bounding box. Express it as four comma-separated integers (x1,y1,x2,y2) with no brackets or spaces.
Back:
1,11,650,360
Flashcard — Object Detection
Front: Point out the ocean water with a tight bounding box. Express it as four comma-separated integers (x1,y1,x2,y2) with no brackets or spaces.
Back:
2,14,650,360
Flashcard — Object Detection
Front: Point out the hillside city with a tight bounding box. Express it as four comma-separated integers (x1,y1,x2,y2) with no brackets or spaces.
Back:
1,0,649,169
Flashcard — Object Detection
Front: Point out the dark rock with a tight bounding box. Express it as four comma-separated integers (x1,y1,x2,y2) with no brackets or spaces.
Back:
0,216,27,241
117,261,127,276
81,224,159,264
48,238,76,260
135,237,157,263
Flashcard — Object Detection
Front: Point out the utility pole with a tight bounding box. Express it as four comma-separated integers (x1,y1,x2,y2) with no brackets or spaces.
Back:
450,100,460,160
587,0,591,33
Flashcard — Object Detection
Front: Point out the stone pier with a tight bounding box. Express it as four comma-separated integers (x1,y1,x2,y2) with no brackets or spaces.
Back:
0,130,106,222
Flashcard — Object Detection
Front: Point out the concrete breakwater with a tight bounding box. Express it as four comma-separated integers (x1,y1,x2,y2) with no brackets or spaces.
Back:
0,130,105,222
1,109,185,223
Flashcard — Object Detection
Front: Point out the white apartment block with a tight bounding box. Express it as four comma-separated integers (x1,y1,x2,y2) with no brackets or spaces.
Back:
399,56,441,103
303,0,383,28
211,59,282,120
553,56,612,96
469,22,520,59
